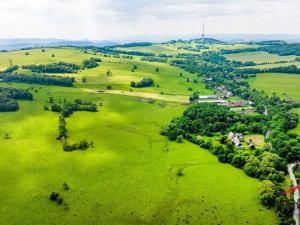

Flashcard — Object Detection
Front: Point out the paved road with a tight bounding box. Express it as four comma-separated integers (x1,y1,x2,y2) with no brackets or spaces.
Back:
288,163,299,225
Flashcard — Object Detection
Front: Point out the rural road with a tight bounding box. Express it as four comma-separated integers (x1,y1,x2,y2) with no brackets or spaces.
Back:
266,128,271,139
287,163,299,225
264,105,269,116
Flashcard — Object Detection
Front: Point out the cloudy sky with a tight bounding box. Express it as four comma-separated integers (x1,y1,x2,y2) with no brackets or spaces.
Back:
1,0,299,40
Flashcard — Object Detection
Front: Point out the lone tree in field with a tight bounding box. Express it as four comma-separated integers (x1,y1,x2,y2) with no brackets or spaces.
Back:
3,132,11,139
49,192,59,201
82,77,87,83
155,67,159,72
106,69,112,76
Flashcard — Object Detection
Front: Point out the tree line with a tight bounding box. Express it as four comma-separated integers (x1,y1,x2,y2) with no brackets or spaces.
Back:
220,41,300,56
22,62,81,73
21,57,101,74
49,98,98,151
141,56,168,63
0,74,75,87
0,87,33,112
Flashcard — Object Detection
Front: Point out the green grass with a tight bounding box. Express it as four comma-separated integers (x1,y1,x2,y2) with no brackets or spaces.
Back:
249,73,300,101
116,44,188,55
246,61,300,69
0,48,212,97
76,59,212,96
0,47,90,70
225,51,296,64
290,108,300,135
244,134,265,147
117,43,256,56
0,82,277,225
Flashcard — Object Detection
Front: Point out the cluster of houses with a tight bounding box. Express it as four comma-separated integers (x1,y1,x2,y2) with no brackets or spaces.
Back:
228,132,255,149
197,95,227,104
197,95,250,109
222,100,246,107
216,85,233,98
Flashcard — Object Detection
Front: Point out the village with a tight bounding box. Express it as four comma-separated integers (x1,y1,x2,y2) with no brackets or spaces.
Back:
197,84,256,114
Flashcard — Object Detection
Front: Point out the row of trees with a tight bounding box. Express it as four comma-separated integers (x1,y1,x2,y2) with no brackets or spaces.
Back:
63,140,90,151
22,62,81,73
2,65,19,73
219,41,300,56
141,56,168,63
51,98,98,151
0,74,75,87
96,47,155,57
0,87,33,100
50,99,97,117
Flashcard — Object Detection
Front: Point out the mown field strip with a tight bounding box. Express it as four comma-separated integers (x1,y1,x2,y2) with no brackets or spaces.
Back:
83,88,190,103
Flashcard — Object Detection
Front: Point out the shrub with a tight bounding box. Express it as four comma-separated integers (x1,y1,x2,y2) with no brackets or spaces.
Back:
130,78,154,88
49,192,59,201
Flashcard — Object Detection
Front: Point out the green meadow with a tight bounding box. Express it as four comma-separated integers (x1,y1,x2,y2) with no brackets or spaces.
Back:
0,46,284,225
225,51,296,64
0,82,277,225
116,43,192,55
0,48,212,98
116,42,255,56
249,73,300,101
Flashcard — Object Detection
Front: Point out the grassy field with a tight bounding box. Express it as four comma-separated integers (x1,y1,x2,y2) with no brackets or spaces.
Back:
0,48,212,97
249,73,300,101
290,108,300,135
0,45,282,225
0,81,277,225
116,43,191,55
225,51,296,64
0,48,89,70
244,134,265,147
117,43,256,56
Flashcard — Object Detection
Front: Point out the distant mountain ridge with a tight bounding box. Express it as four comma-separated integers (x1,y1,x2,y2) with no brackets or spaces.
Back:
0,38,118,51
1,34,300,51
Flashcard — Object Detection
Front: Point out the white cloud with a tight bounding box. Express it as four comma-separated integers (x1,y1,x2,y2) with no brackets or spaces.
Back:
0,0,299,39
